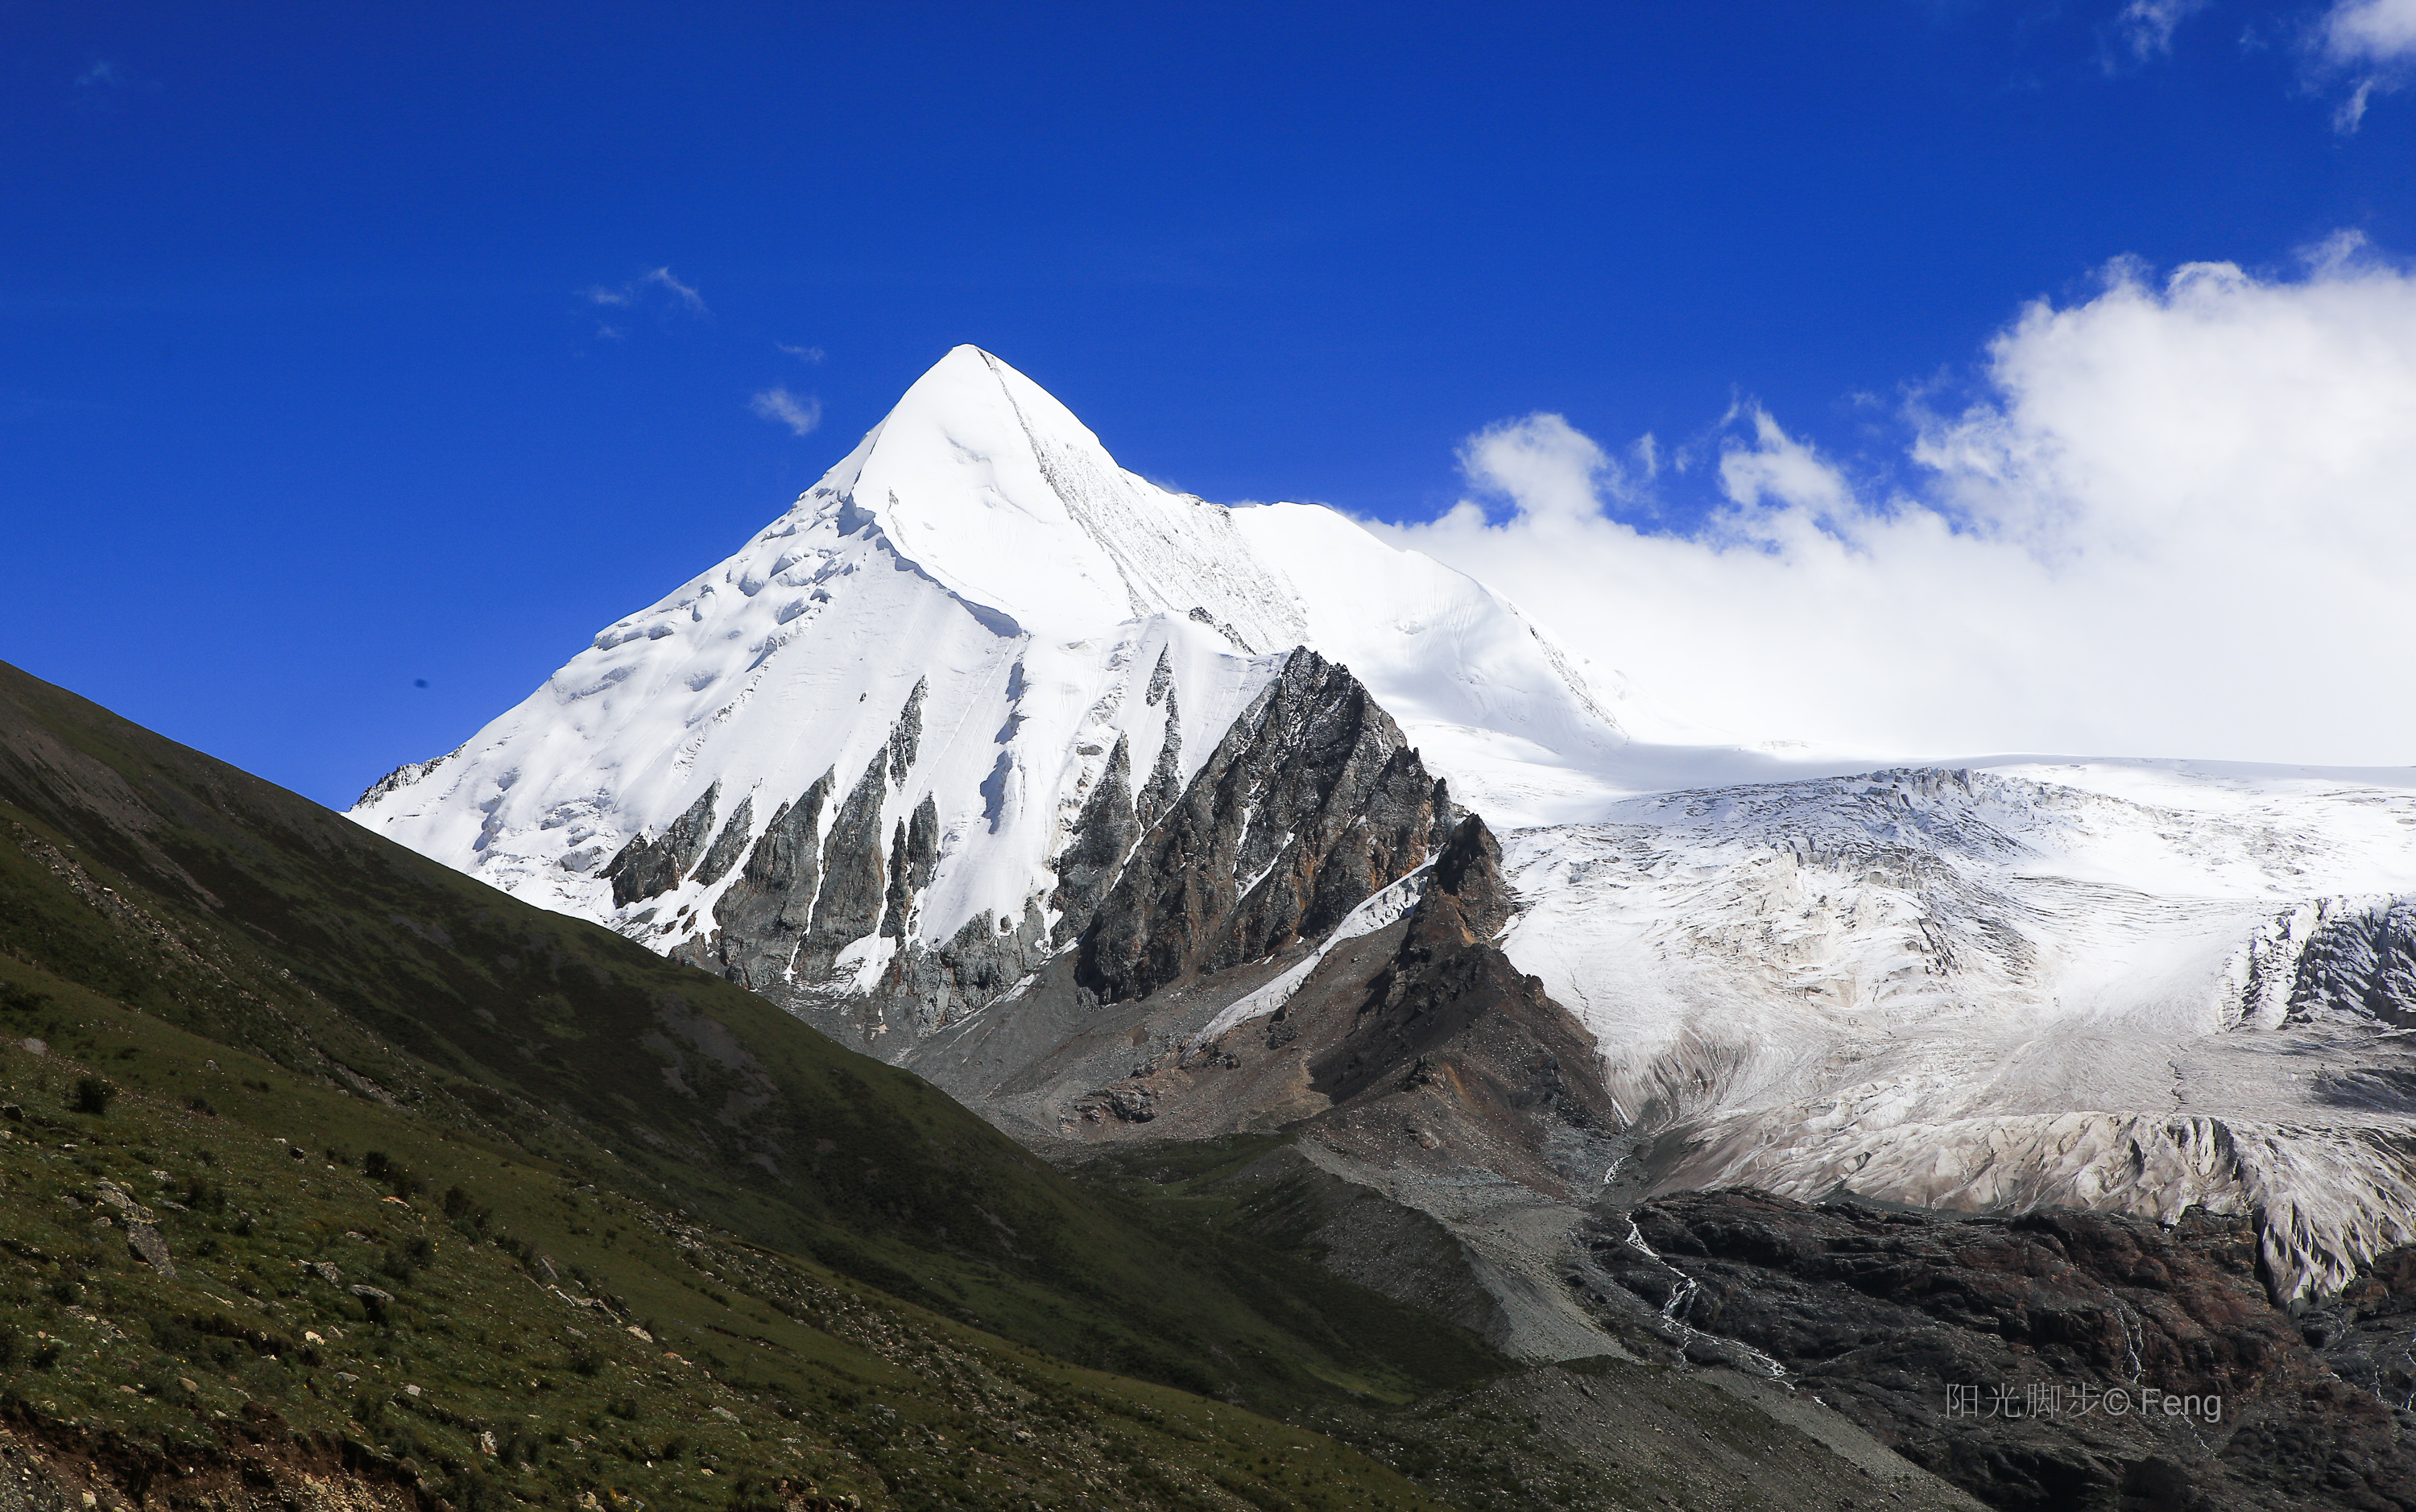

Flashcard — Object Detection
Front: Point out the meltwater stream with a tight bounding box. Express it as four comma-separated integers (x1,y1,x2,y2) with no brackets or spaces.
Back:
1621,1219,1794,1386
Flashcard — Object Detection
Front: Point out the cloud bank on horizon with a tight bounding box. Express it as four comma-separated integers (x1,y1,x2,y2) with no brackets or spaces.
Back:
1380,238,2416,768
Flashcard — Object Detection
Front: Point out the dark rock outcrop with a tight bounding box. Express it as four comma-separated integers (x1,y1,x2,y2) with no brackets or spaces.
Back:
690,768,833,990
879,795,940,940
887,676,928,783
1309,816,1605,1130
690,793,754,889
1049,733,1138,945
602,781,720,906
2301,1241,2416,1409
877,902,1052,1035
2290,897,2416,1027
805,756,889,965
880,819,913,940
123,1220,174,1277
1135,684,1184,832
1305,816,1624,1159
1428,807,1512,940
1578,1189,2416,1512
1078,650,1440,1003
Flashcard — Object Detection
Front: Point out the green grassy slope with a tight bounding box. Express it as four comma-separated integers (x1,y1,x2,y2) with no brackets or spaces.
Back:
0,659,1502,1509
0,1006,1460,1512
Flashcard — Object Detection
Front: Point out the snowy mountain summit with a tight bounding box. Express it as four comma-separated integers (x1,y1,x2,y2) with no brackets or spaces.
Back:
356,346,1627,1023
358,345,2416,1308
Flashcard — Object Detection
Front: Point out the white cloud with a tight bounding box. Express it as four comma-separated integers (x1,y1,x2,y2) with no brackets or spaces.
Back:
2316,0,2416,126
1376,244,2416,766
777,342,825,363
749,386,821,436
2323,0,2416,63
2114,0,2208,60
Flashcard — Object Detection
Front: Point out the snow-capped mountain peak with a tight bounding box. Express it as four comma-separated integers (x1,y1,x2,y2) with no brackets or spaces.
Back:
816,345,1305,651
353,345,1628,1027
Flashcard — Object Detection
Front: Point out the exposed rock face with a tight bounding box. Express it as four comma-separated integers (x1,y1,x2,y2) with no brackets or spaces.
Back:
1135,684,1184,832
805,757,889,967
886,677,927,784
880,795,940,939
1427,809,1512,940
2290,897,2416,1027
602,782,720,907
879,903,1053,1036
686,769,834,990
1309,817,1608,1129
2299,1242,2416,1412
690,794,754,890
1049,733,1137,946
917,812,1620,1207
1078,650,1441,1004
1577,1189,2416,1512
787,651,1444,1041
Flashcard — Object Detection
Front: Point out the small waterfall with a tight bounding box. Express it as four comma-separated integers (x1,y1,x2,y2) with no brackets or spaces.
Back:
1621,1220,1792,1386
2114,1302,2145,1383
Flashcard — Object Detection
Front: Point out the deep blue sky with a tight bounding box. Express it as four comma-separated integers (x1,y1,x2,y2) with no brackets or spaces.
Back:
8,2,2410,805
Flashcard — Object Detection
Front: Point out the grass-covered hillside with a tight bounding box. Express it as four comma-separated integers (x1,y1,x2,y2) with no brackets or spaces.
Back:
0,659,1500,1510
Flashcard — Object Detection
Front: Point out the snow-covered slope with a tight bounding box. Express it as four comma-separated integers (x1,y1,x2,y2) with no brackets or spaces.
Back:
1498,758,2416,1296
356,344,2416,1302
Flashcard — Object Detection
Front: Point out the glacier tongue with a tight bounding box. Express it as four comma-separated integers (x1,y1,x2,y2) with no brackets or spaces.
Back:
1496,761,2416,1297
354,342,2416,1303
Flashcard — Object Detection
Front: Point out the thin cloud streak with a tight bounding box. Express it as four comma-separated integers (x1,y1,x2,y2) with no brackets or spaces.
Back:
579,267,708,315
749,386,821,436
642,267,707,314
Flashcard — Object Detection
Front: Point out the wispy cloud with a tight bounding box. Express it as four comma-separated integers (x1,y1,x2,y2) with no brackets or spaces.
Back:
776,342,825,363
2111,0,2208,60
2315,0,2416,127
641,266,707,314
749,386,821,436
579,266,709,316
1379,238,2416,765
75,60,124,88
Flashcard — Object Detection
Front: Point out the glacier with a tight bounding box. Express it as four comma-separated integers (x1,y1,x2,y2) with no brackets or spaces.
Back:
354,344,2416,1303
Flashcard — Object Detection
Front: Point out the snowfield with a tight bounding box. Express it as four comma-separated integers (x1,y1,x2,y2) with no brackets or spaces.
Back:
354,345,2416,1300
